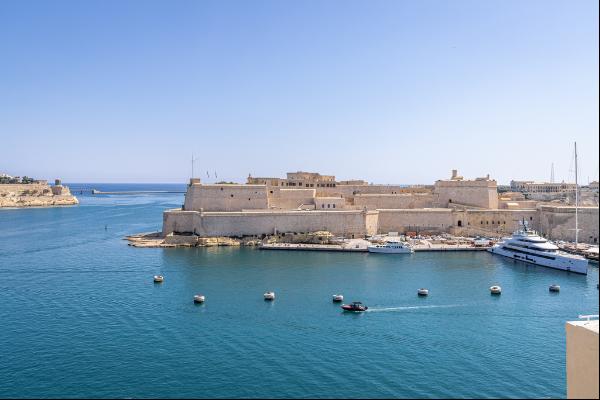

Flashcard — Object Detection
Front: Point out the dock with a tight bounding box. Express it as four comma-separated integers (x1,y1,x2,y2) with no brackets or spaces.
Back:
259,242,491,253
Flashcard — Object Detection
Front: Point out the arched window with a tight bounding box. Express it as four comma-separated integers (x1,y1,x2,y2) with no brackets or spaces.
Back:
458,220,462,227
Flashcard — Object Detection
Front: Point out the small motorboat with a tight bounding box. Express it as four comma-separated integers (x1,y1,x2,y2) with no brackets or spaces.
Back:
490,285,502,295
549,284,560,292
193,295,205,303
332,294,344,302
341,302,368,312
153,275,164,283
264,291,275,301
417,288,429,296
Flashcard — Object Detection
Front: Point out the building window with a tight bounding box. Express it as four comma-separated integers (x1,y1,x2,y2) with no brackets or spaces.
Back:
458,220,462,227
322,204,324,208
327,204,330,208
230,194,234,197
333,204,336,208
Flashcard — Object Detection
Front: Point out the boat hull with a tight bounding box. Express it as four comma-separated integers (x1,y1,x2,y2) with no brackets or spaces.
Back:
368,246,413,254
488,245,588,274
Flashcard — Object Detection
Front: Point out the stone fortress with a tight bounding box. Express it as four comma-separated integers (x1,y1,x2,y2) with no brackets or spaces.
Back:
162,170,599,244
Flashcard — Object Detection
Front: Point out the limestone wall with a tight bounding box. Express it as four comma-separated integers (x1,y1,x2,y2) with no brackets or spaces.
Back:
451,209,538,237
315,197,346,210
434,179,498,209
183,184,268,212
163,209,378,237
377,209,454,234
268,188,316,209
315,184,430,199
354,193,435,210
538,206,599,244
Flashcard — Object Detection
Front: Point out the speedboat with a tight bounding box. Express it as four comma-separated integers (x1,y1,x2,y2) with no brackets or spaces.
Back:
341,302,368,312
490,285,502,295
153,275,164,283
368,240,413,254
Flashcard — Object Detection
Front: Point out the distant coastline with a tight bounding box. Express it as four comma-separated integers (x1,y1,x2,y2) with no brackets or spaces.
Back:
0,179,78,208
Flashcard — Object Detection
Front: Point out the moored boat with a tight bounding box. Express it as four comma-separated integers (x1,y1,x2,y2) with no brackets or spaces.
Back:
264,291,275,300
368,240,413,254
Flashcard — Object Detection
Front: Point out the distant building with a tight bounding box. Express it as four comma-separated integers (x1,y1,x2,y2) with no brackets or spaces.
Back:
510,180,577,193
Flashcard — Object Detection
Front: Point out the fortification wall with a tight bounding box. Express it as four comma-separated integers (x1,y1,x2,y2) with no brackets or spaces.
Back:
434,180,498,209
451,209,538,237
377,209,454,234
538,206,599,244
354,193,435,210
268,188,316,209
315,184,430,198
163,209,378,237
315,197,346,210
183,184,268,212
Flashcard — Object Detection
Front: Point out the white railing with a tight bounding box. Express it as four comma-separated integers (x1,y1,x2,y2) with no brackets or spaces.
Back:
578,314,599,321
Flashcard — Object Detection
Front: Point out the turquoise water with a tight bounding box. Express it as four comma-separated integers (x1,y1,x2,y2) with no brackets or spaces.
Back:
0,185,598,398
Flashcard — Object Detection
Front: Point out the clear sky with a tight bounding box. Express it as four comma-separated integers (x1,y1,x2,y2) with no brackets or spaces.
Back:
1,0,598,184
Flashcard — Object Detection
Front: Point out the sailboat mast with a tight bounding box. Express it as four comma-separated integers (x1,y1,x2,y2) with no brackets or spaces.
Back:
575,142,578,247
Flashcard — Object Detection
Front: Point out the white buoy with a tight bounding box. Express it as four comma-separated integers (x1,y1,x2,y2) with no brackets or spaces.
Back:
332,294,344,302
417,288,429,296
549,284,560,292
153,275,164,283
264,291,275,300
194,294,205,303
490,285,502,295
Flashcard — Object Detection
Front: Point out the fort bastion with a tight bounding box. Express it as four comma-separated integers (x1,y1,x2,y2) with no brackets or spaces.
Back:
163,170,599,244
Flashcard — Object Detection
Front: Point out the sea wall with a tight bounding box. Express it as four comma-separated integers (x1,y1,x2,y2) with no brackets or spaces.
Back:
163,209,378,237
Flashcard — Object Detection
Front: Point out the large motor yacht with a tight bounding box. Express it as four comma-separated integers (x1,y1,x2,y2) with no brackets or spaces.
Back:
488,223,588,274
368,240,414,254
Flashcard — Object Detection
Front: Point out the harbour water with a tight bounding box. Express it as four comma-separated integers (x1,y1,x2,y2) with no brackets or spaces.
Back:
0,184,598,398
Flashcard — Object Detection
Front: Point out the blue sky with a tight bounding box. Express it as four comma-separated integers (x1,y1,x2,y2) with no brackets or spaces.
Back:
0,0,598,184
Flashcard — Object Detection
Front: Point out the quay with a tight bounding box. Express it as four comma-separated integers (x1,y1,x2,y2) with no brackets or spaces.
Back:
259,242,491,253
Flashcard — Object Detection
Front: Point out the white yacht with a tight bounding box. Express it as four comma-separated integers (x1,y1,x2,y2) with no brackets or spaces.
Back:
368,240,414,254
488,223,588,274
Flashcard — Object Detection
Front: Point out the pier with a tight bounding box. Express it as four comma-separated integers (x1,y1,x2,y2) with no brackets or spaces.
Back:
259,242,491,253
91,189,186,195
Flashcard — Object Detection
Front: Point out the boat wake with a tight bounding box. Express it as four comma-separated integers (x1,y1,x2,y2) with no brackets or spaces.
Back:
366,304,462,313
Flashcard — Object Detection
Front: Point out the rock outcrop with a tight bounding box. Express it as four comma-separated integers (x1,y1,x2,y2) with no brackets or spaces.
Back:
0,182,79,207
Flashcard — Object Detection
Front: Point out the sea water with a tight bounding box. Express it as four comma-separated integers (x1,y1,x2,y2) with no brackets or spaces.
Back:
0,184,598,398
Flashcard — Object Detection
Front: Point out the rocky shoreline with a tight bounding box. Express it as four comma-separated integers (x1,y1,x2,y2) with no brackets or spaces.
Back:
0,182,79,208
125,231,337,248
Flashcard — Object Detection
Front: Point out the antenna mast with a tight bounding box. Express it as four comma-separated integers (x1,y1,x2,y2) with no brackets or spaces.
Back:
574,142,578,247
